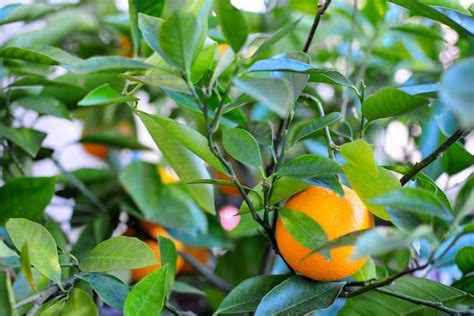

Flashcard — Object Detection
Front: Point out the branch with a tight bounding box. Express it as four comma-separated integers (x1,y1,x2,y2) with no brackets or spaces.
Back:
400,129,465,185
179,251,233,293
303,0,332,53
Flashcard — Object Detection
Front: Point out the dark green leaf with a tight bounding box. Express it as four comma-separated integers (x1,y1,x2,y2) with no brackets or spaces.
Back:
279,208,329,259
0,177,56,224
440,58,474,129
62,288,98,316
124,265,168,316
13,95,70,119
456,246,474,274
233,77,293,117
362,87,430,121
214,0,248,52
277,154,342,179
371,188,454,221
255,276,345,316
158,235,177,298
7,218,61,283
79,273,129,309
291,112,343,145
78,83,137,106
0,124,46,157
247,120,274,147
216,275,288,314
79,236,157,272
222,128,262,168
0,271,14,316
0,45,81,65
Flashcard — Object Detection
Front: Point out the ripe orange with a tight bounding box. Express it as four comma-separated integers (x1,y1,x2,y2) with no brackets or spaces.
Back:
181,247,211,273
275,185,374,281
131,223,185,282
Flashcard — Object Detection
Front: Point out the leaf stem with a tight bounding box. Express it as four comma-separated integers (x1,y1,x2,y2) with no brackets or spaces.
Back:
399,129,466,185
302,0,333,53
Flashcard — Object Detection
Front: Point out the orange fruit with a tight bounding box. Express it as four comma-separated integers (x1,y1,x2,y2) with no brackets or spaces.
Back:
275,185,374,281
181,247,211,273
82,143,108,158
158,168,180,184
131,223,185,282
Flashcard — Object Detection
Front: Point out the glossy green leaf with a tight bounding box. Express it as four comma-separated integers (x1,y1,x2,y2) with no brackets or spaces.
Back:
216,275,288,314
340,139,378,176
0,123,46,157
456,246,474,274
222,128,262,168
67,56,152,73
291,112,343,145
138,13,167,59
78,83,137,106
279,208,329,259
233,77,293,117
214,0,248,52
440,58,474,129
256,276,345,316
79,273,129,309
0,271,14,316
191,43,217,83
247,57,355,89
362,87,430,121
340,276,471,315
62,288,98,316
0,177,56,224
137,112,216,214
124,265,168,316
79,236,157,272
0,3,57,25
353,258,377,281
7,218,61,283
122,71,189,94
14,95,70,119
128,0,165,55
158,235,177,298
158,11,204,75
0,45,81,65
371,187,453,221
277,154,342,179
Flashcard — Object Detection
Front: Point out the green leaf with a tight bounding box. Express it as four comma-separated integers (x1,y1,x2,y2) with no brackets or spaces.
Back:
277,154,342,179
6,218,61,283
255,276,345,316
79,236,157,272
216,275,288,314
340,276,471,315
371,188,453,222
13,95,70,119
138,14,166,58
440,58,474,129
0,177,56,224
456,246,474,275
214,0,248,52
122,71,189,94
78,83,137,106
0,240,18,258
191,43,217,83
303,230,369,261
137,112,216,214
158,236,177,298
0,45,81,65
389,0,473,37
124,265,168,316
291,112,343,145
249,18,302,62
79,273,129,309
362,0,388,26
420,0,470,14
247,120,274,147
279,208,329,259
247,58,355,89
67,56,152,74
352,258,377,281
20,243,35,292
354,225,432,258
79,131,149,151
0,123,46,157
233,77,293,118
62,288,98,316
129,0,164,56
390,24,445,41
222,128,262,168
158,11,204,75
399,83,440,97
362,87,430,121
340,139,378,176
0,3,57,25
172,281,206,296
0,271,14,316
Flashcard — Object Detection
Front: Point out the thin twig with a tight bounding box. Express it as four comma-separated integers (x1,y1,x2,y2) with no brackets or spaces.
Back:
400,129,465,185
303,0,333,53
179,251,232,293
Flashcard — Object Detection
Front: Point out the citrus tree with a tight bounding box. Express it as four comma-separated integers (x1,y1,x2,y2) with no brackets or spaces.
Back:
0,0,473,315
